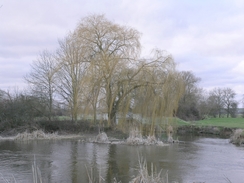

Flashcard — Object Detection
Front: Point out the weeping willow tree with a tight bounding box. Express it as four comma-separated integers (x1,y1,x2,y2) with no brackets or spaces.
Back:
130,51,184,135
53,14,184,133
71,14,141,127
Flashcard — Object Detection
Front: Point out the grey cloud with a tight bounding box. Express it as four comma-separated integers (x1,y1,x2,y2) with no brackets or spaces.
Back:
0,0,243,96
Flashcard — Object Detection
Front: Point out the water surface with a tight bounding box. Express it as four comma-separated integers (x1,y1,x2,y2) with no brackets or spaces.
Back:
0,136,243,183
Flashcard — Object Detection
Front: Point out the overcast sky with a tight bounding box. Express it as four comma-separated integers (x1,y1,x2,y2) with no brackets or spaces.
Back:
0,0,244,102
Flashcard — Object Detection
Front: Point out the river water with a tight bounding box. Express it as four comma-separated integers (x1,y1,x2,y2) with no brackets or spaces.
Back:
0,136,244,183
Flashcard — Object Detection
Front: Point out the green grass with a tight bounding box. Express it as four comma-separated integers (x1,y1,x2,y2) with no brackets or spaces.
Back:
178,117,244,129
174,118,190,126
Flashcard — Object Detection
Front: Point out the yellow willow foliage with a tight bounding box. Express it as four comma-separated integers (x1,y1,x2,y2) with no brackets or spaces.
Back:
71,14,141,126
82,57,184,131
129,63,184,135
55,15,185,133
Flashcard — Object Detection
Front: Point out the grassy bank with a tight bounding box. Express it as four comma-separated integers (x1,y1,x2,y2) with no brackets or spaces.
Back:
175,117,244,137
177,117,244,129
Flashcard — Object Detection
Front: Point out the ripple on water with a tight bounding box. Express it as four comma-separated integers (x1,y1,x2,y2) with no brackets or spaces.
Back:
0,137,244,183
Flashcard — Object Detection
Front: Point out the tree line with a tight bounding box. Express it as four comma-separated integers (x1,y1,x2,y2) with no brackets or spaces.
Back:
177,71,240,120
0,15,242,132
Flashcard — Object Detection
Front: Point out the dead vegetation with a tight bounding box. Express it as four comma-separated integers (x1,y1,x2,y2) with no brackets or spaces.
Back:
94,132,110,143
0,173,17,183
130,157,169,183
14,130,58,140
88,129,166,146
32,156,42,183
6,127,170,147
230,129,244,145
13,130,80,140
126,128,165,146
85,165,122,183
85,156,170,183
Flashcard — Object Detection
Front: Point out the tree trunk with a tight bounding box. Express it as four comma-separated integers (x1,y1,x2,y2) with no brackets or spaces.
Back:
227,104,230,118
48,91,53,121
149,121,155,137
71,105,78,124
93,108,97,124
108,108,116,128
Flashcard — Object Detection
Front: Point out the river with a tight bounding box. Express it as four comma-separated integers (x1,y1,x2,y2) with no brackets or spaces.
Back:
0,136,244,183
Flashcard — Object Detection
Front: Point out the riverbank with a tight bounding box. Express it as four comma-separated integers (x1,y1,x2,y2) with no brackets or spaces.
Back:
1,117,243,140
177,125,234,137
0,119,128,140
176,117,244,137
187,117,244,129
0,129,128,144
176,118,244,145
0,129,169,149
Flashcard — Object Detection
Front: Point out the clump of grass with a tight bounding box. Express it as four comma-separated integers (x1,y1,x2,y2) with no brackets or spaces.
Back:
130,157,169,183
85,165,100,183
85,165,121,183
126,127,144,145
14,130,58,140
85,156,169,183
95,132,110,143
126,128,165,146
88,132,111,143
32,156,42,183
0,155,43,183
0,173,17,183
230,129,244,145
14,130,82,141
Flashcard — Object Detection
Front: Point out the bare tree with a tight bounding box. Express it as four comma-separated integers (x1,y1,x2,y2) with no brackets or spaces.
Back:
208,87,224,118
0,89,44,126
230,102,238,118
222,87,237,118
84,63,103,124
56,35,90,122
242,94,244,118
177,71,203,120
25,50,58,120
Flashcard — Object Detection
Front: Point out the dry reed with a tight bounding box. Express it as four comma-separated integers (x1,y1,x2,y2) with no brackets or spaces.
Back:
32,156,42,183
230,129,244,145
14,130,58,140
130,157,169,183
13,130,81,140
0,173,17,183
95,132,110,143
126,128,165,146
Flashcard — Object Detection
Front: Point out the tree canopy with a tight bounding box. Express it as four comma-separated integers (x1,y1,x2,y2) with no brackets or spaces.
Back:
24,15,185,132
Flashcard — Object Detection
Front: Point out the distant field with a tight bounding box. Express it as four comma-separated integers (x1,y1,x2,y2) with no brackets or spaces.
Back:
178,117,244,129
